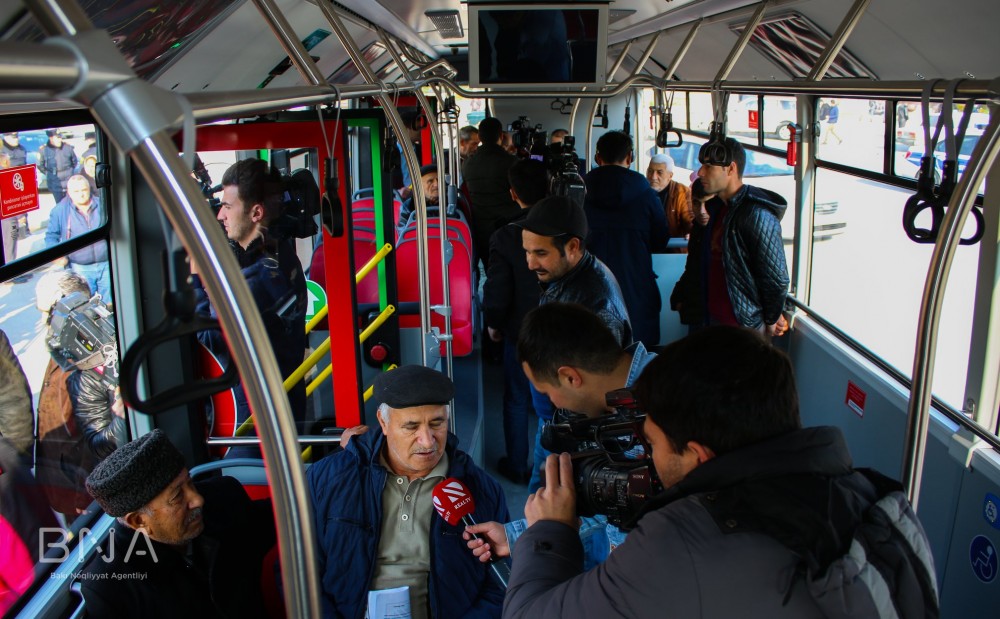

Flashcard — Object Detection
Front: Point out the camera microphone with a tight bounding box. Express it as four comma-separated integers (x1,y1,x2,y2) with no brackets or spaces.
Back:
432,478,509,589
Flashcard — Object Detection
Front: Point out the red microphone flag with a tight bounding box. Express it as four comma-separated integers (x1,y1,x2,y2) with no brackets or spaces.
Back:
431,477,477,526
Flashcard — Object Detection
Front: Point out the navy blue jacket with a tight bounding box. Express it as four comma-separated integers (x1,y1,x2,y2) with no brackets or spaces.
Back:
193,237,307,445
308,428,509,619
583,165,669,348
45,196,108,265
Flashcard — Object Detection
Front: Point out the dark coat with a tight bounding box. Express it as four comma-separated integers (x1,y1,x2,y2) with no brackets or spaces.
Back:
504,427,932,619
717,184,789,329
670,215,710,326
583,165,669,348
193,236,307,446
539,251,632,349
80,476,276,619
66,368,124,460
307,427,510,619
37,142,78,187
482,209,539,338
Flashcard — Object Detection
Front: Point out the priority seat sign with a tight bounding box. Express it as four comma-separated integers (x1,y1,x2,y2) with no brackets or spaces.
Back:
0,164,40,218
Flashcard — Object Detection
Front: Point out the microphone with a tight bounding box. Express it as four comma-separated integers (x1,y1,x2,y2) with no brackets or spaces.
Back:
432,478,509,589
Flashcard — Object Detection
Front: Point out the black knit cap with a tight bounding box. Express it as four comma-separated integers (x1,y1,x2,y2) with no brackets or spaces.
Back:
374,365,455,408
518,195,588,240
418,164,438,177
85,429,186,517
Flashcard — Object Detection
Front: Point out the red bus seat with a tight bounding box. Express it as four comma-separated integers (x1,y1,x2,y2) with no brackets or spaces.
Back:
394,235,474,356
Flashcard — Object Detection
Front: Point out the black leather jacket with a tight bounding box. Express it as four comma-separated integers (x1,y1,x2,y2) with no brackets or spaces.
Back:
66,368,123,460
720,184,789,329
539,251,632,347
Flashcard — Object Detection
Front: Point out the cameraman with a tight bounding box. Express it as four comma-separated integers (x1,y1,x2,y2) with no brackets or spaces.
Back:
465,302,654,565
502,327,938,619
192,159,307,457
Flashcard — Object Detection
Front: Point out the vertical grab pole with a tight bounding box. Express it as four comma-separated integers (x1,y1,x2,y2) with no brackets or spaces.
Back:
381,31,457,415
903,110,1000,509
319,3,434,366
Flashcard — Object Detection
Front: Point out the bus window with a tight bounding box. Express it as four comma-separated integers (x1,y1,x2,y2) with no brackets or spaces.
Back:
1,247,123,608
2,123,102,272
727,94,760,147
689,92,714,134
811,168,976,409
815,98,886,172
893,99,988,195
762,95,799,151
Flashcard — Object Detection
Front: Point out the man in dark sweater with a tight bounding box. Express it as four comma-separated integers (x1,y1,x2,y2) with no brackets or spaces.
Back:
462,117,518,271
80,430,275,619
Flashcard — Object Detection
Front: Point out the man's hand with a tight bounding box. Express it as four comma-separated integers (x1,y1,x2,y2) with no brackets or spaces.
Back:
463,521,510,563
524,453,577,528
767,314,789,337
487,327,503,343
340,424,369,448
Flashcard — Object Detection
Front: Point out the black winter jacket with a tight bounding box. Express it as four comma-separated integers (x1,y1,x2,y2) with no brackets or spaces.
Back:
539,251,632,348
66,368,123,460
669,214,712,326
482,209,539,337
719,184,789,329
583,165,669,348
81,476,276,619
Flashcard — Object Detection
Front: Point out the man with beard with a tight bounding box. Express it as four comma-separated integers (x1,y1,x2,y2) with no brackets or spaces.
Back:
80,430,276,618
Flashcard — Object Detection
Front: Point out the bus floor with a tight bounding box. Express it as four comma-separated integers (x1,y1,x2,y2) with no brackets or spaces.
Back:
480,355,533,522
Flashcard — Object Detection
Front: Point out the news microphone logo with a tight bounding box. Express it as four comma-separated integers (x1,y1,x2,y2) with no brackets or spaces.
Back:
432,477,509,589
432,478,475,526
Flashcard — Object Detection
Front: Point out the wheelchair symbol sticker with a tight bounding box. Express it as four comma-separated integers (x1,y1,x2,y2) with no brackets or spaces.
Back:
985,494,1000,530
970,535,997,583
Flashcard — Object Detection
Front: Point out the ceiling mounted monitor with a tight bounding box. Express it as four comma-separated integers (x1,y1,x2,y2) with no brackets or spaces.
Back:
468,3,609,90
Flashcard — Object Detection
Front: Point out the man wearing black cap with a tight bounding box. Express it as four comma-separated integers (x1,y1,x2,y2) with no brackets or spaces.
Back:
396,163,441,233
37,129,78,204
307,365,509,619
79,430,276,618
519,194,631,491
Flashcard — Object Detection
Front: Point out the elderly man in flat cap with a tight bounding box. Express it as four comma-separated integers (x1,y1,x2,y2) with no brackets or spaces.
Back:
79,430,276,619
307,365,509,619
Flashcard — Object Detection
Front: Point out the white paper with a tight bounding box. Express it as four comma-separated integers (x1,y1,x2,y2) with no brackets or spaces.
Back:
366,586,411,619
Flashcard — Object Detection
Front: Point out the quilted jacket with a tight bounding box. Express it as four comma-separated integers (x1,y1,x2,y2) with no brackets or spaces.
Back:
719,184,789,329
538,251,632,348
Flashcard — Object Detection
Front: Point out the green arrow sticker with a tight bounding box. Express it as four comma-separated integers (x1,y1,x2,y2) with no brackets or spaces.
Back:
305,279,327,323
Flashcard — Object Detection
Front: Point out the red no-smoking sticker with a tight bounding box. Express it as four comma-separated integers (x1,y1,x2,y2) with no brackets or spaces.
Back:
0,164,40,218
748,109,759,130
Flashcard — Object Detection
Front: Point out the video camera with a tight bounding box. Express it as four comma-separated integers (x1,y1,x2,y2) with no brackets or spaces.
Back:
547,135,586,207
47,291,119,392
270,168,320,240
541,389,662,529
510,116,545,153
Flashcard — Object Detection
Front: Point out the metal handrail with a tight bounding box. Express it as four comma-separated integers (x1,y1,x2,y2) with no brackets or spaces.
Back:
380,29,456,402
903,110,1000,509
319,2,434,366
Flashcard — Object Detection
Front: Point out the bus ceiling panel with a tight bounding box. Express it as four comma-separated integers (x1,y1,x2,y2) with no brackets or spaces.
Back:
615,0,1000,86
151,0,372,93
314,0,440,59
823,0,1000,82
5,0,242,82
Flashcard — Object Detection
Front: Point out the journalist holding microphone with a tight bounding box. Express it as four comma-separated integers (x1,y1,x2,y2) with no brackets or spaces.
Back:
307,365,509,619
501,326,938,619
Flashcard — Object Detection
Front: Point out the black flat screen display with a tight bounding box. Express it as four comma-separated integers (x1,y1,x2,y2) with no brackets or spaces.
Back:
472,7,605,87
